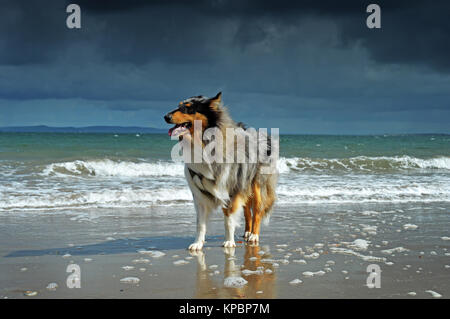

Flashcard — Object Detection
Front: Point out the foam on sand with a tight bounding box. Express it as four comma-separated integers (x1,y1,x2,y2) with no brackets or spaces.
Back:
330,247,386,262
138,250,166,258
132,258,150,264
403,224,418,230
289,279,303,285
46,283,58,291
381,247,409,255
120,277,140,284
347,239,369,251
24,291,38,296
302,270,326,277
224,276,248,288
303,252,320,259
242,269,264,276
425,290,442,298
122,266,134,270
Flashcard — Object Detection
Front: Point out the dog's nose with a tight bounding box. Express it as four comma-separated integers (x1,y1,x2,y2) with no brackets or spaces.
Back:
164,113,172,123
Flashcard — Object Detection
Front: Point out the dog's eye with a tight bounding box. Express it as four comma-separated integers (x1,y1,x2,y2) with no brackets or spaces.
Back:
179,105,195,114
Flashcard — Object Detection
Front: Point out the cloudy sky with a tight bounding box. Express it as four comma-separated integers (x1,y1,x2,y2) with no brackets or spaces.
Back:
0,0,449,134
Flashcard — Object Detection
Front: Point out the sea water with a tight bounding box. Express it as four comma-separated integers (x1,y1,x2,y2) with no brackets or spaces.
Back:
0,133,449,212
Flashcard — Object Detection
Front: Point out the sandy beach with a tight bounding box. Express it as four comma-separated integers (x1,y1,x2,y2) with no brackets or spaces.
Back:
1,202,449,299
2,0,450,304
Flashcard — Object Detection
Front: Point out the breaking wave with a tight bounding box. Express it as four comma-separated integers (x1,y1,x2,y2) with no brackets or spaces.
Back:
40,155,450,178
276,182,450,204
277,156,450,173
42,159,185,177
0,155,448,212
0,187,193,211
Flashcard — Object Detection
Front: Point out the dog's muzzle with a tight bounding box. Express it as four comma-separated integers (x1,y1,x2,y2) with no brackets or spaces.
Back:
164,113,172,123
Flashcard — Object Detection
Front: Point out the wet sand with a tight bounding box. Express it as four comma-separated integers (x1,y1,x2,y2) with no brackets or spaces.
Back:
1,203,449,299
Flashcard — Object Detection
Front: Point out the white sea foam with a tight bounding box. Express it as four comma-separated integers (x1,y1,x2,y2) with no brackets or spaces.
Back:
276,180,450,204
403,224,418,230
302,270,325,277
0,188,193,211
277,156,450,173
120,277,140,284
242,269,264,276
348,239,369,251
224,276,248,288
425,290,442,298
46,283,58,290
1,154,449,212
42,159,185,177
381,247,409,255
38,156,450,180
138,250,166,258
330,247,386,262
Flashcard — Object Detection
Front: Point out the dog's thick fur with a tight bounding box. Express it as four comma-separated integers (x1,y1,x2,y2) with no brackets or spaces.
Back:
164,92,278,250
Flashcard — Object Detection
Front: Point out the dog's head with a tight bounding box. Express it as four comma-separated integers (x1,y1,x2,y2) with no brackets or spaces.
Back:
164,92,222,138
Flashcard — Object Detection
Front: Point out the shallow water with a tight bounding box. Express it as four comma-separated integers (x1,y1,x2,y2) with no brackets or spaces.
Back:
0,202,449,298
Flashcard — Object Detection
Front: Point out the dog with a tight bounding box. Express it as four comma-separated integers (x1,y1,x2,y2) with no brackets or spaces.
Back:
164,92,278,250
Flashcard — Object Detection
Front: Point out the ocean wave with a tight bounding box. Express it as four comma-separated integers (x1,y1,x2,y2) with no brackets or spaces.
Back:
1,178,449,211
276,182,450,204
277,155,450,173
0,188,194,211
42,159,185,177
39,155,450,179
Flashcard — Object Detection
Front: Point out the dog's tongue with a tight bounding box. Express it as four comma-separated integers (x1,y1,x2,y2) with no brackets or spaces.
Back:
168,125,187,137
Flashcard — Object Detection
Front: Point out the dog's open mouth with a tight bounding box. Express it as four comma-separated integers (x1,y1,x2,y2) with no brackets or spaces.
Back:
168,122,191,137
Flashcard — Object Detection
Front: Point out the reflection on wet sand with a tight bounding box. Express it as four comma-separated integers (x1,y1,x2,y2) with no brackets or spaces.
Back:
193,244,276,298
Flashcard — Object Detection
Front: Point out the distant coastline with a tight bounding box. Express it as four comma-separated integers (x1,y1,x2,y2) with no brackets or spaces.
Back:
0,125,166,134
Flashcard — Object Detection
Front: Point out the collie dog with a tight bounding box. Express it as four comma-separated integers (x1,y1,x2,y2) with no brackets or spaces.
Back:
164,92,278,250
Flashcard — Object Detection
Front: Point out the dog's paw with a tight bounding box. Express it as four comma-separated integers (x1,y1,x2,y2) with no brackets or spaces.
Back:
222,240,236,248
248,233,259,243
188,242,204,251
243,231,251,240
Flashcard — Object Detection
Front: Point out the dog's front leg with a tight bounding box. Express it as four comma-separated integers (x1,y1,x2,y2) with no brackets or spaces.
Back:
189,201,209,251
222,194,244,248
223,214,237,248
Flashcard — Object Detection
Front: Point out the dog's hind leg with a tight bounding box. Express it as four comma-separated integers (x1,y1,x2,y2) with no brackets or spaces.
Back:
222,194,245,248
243,198,253,240
248,183,262,244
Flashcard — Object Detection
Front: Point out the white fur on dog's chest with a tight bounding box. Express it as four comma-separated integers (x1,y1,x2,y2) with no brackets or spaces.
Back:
185,164,230,206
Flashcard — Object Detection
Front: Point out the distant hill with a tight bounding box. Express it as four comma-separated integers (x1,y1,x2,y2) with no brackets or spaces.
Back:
0,125,166,134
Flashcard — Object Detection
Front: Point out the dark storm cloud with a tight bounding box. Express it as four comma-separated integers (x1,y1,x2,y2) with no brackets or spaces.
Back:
71,0,450,70
2,1,449,69
0,0,449,133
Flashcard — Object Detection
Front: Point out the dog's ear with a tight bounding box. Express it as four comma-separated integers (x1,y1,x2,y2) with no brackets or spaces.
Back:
210,92,222,109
